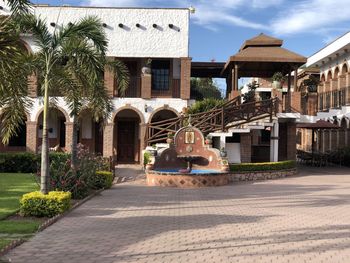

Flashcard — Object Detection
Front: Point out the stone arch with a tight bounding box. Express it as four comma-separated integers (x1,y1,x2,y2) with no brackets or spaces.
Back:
320,73,326,82
19,39,33,54
35,106,70,123
327,70,332,81
113,107,144,163
333,67,340,79
111,105,145,125
148,106,180,123
341,63,348,75
36,107,68,150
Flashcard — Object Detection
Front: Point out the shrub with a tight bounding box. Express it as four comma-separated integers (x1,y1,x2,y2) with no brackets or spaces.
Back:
20,191,71,217
89,171,114,190
49,144,109,199
0,152,39,173
187,98,226,115
0,152,71,173
143,151,151,166
230,160,296,172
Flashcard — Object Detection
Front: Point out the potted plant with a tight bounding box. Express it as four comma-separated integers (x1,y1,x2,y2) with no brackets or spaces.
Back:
142,58,152,74
143,151,153,170
220,147,227,157
271,72,285,90
167,132,174,144
205,135,212,145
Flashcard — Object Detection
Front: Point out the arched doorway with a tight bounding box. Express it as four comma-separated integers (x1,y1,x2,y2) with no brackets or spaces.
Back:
114,109,141,163
149,109,179,143
37,108,67,151
78,110,104,154
0,115,27,152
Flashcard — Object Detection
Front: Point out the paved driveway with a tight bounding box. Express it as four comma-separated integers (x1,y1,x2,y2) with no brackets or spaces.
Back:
3,166,350,263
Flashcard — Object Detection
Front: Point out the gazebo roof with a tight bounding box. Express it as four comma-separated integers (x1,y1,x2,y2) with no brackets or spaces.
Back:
296,120,339,129
223,33,307,77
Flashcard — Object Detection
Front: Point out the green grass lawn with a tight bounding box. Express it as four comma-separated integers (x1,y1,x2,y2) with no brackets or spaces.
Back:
0,173,38,220
0,173,39,250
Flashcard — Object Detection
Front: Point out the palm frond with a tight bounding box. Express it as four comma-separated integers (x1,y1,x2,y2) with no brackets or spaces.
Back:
106,59,130,97
54,16,107,54
5,0,32,16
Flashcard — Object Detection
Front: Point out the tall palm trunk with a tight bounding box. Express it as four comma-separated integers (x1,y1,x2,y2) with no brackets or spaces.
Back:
40,73,50,194
71,115,78,173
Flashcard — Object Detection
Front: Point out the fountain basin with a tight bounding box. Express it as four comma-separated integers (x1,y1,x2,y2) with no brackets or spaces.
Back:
146,169,229,188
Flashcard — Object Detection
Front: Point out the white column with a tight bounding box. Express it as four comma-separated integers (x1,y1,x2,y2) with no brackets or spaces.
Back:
270,122,279,162
219,135,226,150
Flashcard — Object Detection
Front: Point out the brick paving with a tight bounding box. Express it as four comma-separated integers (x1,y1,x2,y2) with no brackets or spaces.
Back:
2,166,350,263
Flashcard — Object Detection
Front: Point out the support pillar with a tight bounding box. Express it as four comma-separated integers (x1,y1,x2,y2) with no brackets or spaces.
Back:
104,58,115,97
230,64,240,99
65,122,74,153
103,123,114,158
286,122,296,160
240,132,251,163
270,122,279,162
141,73,152,99
180,57,191,100
26,121,38,153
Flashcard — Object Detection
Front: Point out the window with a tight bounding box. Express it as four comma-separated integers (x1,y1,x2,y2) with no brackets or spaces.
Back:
151,60,170,91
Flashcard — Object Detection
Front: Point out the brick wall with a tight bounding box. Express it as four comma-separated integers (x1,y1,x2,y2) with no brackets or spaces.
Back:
28,74,37,97
180,57,191,100
141,74,151,99
286,122,296,160
26,121,37,152
104,58,115,97
240,133,251,163
103,123,114,158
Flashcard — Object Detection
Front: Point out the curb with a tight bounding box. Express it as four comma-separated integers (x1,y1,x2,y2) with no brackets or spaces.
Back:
0,188,105,258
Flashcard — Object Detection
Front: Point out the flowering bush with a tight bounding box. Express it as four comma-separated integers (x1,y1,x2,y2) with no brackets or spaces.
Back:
49,144,112,199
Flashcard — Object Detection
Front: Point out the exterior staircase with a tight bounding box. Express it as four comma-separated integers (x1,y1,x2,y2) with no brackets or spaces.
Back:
145,97,279,145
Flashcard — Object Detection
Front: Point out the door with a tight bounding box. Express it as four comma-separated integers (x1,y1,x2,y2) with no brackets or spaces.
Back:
117,121,136,163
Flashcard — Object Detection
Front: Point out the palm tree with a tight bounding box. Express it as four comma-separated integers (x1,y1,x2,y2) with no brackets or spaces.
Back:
17,14,115,194
0,0,32,145
56,37,129,171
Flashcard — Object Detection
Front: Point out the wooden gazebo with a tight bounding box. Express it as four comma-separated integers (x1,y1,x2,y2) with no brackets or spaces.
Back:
222,33,307,105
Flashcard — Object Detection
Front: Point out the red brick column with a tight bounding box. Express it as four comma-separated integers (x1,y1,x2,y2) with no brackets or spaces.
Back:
141,74,152,99
291,92,301,112
180,57,191,100
103,123,114,158
26,121,37,152
240,133,251,163
286,122,296,160
104,58,115,97
28,74,37,98
65,122,74,153
271,89,283,113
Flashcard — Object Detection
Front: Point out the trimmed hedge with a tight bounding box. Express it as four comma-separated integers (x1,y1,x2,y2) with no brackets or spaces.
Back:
89,171,114,190
0,152,39,173
0,152,70,173
20,191,71,217
230,160,296,172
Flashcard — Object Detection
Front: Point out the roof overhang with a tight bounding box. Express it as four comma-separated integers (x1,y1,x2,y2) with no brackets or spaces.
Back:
306,31,350,68
191,62,225,78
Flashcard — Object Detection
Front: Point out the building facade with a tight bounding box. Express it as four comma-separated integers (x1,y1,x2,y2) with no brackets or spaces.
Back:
0,3,192,164
299,31,350,153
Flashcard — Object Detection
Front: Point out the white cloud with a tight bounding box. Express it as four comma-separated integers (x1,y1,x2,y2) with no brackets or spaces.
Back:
270,0,350,35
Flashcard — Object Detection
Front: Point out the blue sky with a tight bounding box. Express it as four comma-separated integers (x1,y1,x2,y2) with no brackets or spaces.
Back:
34,0,350,63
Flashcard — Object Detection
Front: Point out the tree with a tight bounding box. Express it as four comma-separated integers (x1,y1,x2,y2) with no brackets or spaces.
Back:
0,0,32,145
18,13,127,193
242,80,259,103
190,78,222,100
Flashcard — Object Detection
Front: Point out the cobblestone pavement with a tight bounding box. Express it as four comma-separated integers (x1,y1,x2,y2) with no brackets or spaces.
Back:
3,166,350,263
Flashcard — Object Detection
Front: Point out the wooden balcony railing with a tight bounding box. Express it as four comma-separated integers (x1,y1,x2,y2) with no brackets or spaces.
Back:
145,97,279,145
